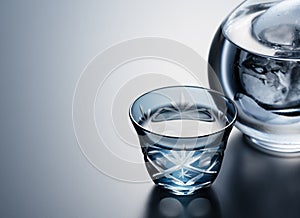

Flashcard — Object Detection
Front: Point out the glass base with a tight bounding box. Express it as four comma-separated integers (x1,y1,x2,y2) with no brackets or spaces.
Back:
244,135,300,156
157,182,212,196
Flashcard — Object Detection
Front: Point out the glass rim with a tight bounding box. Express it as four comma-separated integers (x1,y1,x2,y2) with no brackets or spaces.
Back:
129,85,238,139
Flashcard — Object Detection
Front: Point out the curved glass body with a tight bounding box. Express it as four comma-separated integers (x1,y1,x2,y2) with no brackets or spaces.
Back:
129,86,237,195
209,0,300,153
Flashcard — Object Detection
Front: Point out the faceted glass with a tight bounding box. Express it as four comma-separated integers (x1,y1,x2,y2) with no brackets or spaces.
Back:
129,86,237,195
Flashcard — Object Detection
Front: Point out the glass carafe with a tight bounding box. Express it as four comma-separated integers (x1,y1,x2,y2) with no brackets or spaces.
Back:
209,0,300,153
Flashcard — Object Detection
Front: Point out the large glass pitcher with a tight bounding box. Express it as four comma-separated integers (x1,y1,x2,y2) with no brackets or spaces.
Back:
209,0,300,153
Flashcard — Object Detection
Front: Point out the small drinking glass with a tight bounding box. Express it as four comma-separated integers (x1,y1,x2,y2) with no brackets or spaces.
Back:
129,86,237,195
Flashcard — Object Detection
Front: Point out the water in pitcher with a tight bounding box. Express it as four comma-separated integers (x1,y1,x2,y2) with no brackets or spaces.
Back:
209,0,300,151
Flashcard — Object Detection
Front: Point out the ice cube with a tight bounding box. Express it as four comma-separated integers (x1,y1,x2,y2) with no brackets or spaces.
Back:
287,66,300,102
240,72,285,105
240,54,290,106
256,24,300,49
239,53,300,109
252,0,300,50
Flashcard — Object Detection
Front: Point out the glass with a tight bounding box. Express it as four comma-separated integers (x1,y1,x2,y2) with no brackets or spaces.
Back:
129,86,237,195
209,0,300,153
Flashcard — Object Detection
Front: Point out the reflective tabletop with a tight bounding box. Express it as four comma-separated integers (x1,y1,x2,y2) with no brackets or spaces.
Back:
0,1,299,217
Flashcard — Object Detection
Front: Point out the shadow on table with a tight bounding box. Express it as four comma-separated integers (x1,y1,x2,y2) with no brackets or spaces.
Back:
214,131,300,218
143,186,221,218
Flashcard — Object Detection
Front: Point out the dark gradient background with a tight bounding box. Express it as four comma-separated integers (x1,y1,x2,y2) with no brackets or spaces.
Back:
1,0,299,217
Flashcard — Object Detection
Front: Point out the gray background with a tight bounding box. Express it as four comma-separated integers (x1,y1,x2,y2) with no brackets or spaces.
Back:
1,0,299,217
